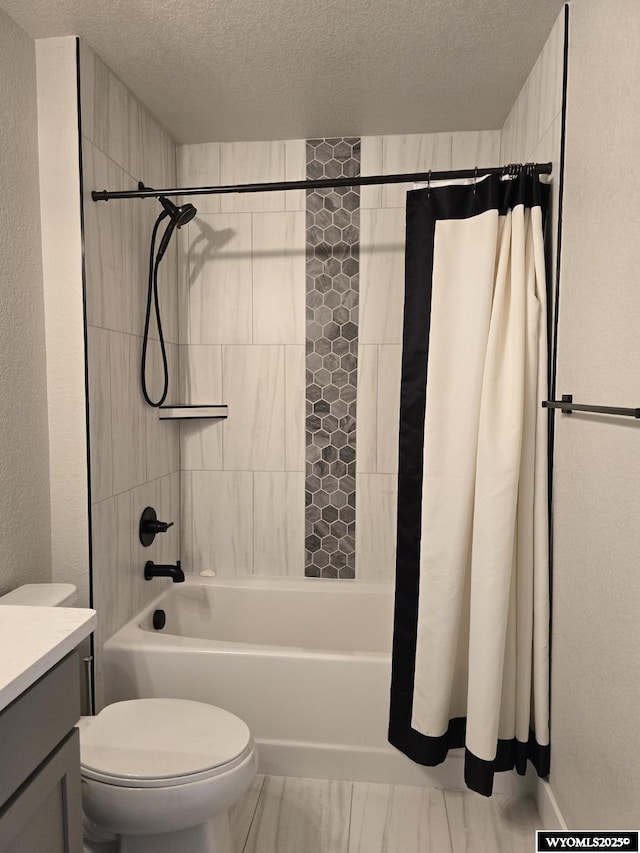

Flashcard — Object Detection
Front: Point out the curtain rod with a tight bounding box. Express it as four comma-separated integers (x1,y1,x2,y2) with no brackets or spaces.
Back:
91,162,552,202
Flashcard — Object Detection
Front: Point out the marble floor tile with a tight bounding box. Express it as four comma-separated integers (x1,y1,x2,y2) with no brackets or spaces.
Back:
243,776,351,853
236,776,543,853
444,791,542,853
348,782,452,853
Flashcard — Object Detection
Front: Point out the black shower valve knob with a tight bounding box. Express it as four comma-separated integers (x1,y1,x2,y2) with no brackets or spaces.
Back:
139,506,174,547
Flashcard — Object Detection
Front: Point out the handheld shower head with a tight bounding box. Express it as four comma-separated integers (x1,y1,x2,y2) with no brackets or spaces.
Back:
138,189,198,408
141,191,198,407
158,196,198,228
156,197,198,261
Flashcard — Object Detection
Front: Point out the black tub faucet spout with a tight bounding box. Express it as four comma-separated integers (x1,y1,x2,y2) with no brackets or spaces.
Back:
144,560,185,583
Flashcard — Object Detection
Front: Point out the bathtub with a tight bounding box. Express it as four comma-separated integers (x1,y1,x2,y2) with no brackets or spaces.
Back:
102,576,517,791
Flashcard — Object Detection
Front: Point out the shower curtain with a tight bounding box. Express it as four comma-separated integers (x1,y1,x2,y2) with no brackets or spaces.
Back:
389,171,550,797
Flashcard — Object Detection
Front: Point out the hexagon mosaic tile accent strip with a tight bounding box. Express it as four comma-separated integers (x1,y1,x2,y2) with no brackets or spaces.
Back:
305,138,360,578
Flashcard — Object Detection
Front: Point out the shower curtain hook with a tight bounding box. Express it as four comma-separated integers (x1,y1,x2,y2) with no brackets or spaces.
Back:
427,170,432,197
473,166,478,194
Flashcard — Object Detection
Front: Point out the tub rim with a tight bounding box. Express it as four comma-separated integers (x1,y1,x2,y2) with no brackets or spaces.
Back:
105,575,395,660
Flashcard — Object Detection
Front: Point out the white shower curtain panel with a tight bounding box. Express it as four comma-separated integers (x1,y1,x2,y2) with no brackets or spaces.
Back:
389,173,551,796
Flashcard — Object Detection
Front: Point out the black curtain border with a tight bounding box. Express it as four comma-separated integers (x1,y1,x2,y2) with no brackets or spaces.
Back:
407,171,550,222
388,717,550,797
389,172,551,798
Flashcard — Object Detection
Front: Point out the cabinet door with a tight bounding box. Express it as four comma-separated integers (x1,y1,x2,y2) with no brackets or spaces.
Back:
0,729,83,853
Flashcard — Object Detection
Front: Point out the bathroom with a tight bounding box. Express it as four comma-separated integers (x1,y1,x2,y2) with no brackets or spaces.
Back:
1,0,639,849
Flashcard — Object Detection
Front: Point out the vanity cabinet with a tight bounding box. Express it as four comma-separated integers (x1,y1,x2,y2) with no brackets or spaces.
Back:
0,651,83,853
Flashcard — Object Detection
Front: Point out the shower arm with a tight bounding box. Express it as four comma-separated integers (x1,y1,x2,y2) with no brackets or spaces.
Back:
92,162,552,202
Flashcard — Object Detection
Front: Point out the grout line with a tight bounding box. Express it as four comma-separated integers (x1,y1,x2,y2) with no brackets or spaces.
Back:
283,345,289,471
86,323,180,347
251,472,257,576
187,470,194,572
249,211,255,344
345,780,356,853
374,345,380,475
185,219,192,347
240,774,267,853
248,470,255,576
442,788,456,853
220,345,226,470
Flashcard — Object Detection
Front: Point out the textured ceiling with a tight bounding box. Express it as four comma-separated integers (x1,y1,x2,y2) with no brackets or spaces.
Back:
2,0,565,144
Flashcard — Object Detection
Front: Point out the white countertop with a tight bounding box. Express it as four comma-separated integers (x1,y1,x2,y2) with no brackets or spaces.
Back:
0,606,96,712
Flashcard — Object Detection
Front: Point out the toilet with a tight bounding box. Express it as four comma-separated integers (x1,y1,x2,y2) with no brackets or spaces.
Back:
0,584,258,853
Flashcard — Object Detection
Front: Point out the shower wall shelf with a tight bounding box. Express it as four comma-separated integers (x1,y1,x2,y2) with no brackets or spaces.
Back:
158,405,228,420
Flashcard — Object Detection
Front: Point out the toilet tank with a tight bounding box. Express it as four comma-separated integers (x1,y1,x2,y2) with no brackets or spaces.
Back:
0,583,78,606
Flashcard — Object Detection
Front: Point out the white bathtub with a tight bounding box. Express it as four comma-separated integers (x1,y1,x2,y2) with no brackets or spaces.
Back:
102,576,518,791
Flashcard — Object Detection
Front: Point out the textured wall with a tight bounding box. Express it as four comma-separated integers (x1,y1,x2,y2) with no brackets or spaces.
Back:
504,1,640,828
36,37,90,608
0,9,52,594
549,0,640,828
177,130,500,580
79,42,180,708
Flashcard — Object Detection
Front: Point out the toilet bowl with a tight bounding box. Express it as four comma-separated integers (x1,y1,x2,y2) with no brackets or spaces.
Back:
80,698,258,853
0,584,258,853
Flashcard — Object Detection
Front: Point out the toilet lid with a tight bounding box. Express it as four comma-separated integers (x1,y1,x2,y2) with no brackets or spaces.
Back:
80,699,253,788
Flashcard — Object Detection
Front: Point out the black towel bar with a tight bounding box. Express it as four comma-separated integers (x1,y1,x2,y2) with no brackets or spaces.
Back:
542,394,640,418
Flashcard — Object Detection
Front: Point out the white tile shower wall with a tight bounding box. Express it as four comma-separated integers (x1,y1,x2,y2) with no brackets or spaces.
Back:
500,12,565,166
183,212,253,345
80,42,180,708
178,131,500,579
220,141,287,213
179,344,224,470
355,131,500,580
190,470,254,574
359,208,406,345
222,345,286,471
252,212,305,345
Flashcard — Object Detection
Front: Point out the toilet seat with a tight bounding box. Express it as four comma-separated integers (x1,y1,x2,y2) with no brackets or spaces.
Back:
80,698,254,788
